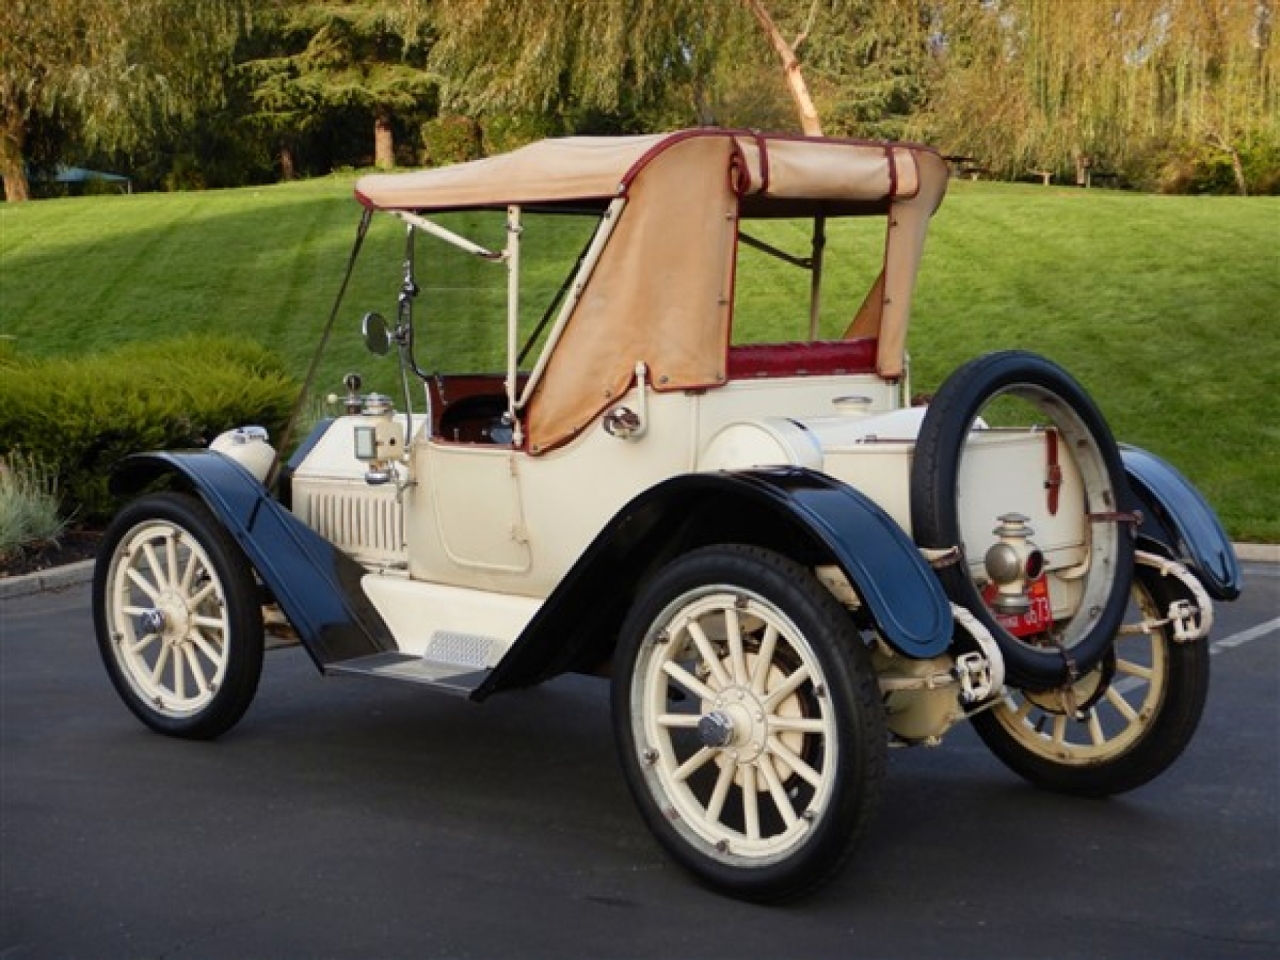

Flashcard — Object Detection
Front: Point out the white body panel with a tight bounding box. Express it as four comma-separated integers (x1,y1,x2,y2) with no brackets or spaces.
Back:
425,444,532,574
395,373,899,597
361,573,541,665
289,372,1089,653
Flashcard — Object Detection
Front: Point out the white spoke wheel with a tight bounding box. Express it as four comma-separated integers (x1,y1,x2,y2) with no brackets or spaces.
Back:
612,545,886,902
970,567,1209,796
93,492,264,739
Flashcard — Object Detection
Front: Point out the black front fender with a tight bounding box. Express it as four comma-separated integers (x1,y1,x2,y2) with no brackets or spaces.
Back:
111,451,395,667
1121,445,1241,601
476,467,953,700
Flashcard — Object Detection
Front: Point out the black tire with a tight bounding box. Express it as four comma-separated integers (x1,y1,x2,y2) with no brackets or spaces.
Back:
612,544,886,902
971,565,1209,796
93,491,264,739
911,350,1135,689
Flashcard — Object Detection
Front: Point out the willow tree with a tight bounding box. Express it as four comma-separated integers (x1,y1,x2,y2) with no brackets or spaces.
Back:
1142,0,1278,194
429,0,838,135
428,0,737,133
429,0,941,143
918,0,1279,193
0,0,247,202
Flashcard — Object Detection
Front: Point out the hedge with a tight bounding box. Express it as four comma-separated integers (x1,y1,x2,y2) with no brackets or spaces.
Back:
0,337,298,524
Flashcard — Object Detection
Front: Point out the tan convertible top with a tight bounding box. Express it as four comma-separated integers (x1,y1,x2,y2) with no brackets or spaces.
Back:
355,130,948,454
356,129,941,214
356,134,669,209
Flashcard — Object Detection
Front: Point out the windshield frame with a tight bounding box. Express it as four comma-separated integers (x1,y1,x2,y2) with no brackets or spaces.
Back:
384,199,625,447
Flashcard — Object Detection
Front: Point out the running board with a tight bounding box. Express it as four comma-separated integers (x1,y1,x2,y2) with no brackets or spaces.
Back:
326,652,490,697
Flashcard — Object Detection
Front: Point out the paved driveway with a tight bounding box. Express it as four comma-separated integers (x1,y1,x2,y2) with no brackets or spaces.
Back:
2,568,1276,959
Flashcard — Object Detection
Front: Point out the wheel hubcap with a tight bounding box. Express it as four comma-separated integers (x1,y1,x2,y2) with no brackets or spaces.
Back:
139,608,167,636
704,687,767,761
698,711,735,748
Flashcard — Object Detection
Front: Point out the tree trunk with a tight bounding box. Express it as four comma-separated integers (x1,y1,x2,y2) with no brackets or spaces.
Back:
279,141,296,182
1221,143,1248,197
1228,147,1248,196
1207,132,1249,196
1074,153,1091,187
374,111,395,170
743,0,823,136
1,110,31,203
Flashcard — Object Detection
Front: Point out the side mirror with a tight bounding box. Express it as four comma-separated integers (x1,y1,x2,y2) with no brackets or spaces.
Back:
362,312,390,356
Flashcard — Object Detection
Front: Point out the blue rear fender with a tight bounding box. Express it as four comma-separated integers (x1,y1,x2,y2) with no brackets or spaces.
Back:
1120,446,1241,601
476,467,954,699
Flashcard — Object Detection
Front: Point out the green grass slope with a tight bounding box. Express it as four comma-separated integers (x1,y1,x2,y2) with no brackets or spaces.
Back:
1,176,1276,540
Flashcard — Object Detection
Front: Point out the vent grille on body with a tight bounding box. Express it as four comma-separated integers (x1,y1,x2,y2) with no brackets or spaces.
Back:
299,487,405,564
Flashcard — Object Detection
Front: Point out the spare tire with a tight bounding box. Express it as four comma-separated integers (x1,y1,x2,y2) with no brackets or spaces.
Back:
911,351,1135,690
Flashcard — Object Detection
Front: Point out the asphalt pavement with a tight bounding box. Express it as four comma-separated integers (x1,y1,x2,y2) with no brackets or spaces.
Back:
1,566,1277,959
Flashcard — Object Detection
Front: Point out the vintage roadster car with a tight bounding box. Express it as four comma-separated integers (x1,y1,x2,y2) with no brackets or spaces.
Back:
93,129,1241,901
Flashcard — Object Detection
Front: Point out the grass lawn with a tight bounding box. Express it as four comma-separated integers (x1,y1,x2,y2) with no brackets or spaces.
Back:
1,175,1276,540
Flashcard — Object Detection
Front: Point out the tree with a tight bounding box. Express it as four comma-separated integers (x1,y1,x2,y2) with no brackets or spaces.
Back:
728,0,937,140
0,0,247,202
428,0,935,142
743,0,825,135
428,0,733,134
240,1,435,173
916,0,1280,193
1146,0,1278,195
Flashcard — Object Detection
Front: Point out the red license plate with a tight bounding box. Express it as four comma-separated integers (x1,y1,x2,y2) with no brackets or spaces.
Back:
982,575,1053,637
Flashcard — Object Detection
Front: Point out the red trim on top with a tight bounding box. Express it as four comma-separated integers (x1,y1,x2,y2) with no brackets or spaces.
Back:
618,129,723,191
733,130,943,156
726,339,880,380
753,131,771,195
616,128,944,195
728,140,751,196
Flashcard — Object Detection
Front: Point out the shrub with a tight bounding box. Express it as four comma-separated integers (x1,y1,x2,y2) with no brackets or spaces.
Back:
0,452,68,559
421,114,483,167
1140,134,1280,195
0,337,298,524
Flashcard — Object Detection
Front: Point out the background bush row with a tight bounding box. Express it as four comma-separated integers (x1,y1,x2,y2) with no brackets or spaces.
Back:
0,337,297,525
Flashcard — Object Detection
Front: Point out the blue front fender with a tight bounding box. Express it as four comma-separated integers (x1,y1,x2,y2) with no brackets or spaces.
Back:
1121,445,1241,600
111,451,395,667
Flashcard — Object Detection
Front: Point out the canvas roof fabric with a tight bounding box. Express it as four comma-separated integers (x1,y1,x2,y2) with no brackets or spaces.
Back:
354,130,949,454
354,130,944,214
356,134,669,210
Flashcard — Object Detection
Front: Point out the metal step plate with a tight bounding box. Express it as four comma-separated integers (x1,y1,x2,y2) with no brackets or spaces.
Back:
326,652,490,697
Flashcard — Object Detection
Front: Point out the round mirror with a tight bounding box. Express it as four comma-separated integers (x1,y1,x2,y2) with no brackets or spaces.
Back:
362,312,390,356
